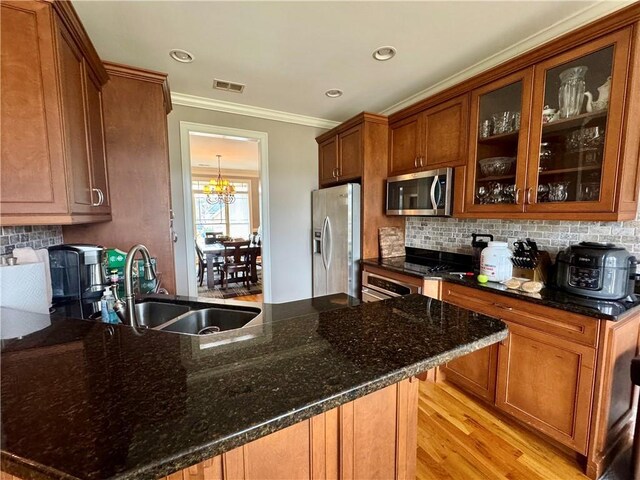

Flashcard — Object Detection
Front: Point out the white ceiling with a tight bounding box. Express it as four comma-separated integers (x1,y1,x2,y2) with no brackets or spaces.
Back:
74,1,625,122
189,133,259,171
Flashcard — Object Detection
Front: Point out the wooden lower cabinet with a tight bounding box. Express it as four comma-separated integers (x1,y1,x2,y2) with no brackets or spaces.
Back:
440,344,498,403
495,322,595,454
160,379,418,480
441,281,640,479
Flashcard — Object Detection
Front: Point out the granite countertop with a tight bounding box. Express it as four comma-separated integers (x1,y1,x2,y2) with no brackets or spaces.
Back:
363,257,640,321
1,294,507,480
441,274,640,321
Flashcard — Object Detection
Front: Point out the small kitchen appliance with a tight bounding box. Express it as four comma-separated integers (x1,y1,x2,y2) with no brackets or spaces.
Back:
48,244,107,302
386,168,453,216
556,242,637,300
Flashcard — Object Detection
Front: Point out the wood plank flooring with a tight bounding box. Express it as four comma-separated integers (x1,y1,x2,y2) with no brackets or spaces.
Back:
234,293,263,303
417,380,590,480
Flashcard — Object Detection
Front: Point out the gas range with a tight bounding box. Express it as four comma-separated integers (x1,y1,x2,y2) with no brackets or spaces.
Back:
365,248,474,279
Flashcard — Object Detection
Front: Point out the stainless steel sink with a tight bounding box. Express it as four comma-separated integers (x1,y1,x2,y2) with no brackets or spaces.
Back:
158,308,258,335
134,301,190,328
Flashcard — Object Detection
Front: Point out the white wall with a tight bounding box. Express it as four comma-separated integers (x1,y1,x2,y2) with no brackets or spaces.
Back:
167,105,325,303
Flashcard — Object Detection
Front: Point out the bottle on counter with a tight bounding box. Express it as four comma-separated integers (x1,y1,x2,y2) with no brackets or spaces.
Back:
480,241,513,282
100,286,119,324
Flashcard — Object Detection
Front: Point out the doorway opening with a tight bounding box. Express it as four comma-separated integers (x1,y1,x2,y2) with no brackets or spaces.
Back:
179,122,270,302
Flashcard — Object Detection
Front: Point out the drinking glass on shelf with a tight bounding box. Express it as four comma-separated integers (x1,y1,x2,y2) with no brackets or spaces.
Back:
479,119,492,139
491,112,514,135
476,185,489,204
548,181,571,202
512,112,521,131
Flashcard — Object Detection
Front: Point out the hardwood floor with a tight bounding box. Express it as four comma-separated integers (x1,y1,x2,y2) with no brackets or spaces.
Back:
417,379,590,480
234,293,263,303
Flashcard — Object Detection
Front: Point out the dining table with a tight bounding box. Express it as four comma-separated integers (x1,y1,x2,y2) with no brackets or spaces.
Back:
201,242,261,289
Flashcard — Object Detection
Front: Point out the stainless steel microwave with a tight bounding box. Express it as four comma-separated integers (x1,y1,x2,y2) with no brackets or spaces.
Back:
386,167,453,216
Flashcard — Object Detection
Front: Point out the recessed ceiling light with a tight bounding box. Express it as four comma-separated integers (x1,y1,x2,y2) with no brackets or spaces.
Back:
169,49,194,63
373,46,396,61
325,89,343,98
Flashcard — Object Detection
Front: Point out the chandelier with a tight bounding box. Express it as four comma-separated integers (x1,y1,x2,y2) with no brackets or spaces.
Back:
204,155,236,204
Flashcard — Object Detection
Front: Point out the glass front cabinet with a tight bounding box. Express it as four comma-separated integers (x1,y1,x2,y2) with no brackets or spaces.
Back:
465,70,533,213
464,28,633,217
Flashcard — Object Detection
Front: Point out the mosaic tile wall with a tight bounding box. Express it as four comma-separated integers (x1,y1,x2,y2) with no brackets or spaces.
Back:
405,209,640,258
0,226,63,256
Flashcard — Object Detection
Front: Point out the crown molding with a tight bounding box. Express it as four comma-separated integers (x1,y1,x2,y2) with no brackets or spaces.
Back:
171,92,340,129
380,0,635,116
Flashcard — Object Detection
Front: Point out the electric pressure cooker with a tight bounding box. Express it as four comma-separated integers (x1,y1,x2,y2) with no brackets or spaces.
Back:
556,242,637,300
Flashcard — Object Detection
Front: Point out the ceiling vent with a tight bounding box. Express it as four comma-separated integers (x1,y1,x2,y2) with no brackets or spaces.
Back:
213,78,245,93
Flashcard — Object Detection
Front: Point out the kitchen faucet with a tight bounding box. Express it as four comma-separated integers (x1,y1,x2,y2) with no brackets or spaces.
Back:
115,244,156,326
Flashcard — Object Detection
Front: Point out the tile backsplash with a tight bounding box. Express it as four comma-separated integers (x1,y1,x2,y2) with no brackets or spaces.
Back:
405,209,640,258
1,226,63,255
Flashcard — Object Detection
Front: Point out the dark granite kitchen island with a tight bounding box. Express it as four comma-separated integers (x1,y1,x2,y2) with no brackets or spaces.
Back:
1,294,507,480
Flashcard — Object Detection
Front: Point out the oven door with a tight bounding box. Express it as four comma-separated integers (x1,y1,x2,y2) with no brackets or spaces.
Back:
386,168,452,216
361,287,394,303
361,271,422,302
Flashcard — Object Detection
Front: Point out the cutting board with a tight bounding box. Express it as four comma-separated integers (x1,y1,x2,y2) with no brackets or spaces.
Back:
379,227,406,258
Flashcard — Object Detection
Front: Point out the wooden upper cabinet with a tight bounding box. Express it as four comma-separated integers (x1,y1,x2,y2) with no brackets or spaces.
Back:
389,114,422,176
319,136,339,186
495,322,596,454
83,64,110,213
524,28,632,216
464,68,534,214
459,26,638,220
0,0,110,225
316,113,381,188
389,95,469,177
423,94,469,169
338,124,363,181
0,2,68,216
56,17,93,214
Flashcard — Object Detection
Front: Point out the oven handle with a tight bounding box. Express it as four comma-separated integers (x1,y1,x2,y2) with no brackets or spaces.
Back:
362,287,393,302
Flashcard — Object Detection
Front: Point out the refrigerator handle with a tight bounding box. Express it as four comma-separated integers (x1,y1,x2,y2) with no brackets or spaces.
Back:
321,216,329,270
325,216,332,270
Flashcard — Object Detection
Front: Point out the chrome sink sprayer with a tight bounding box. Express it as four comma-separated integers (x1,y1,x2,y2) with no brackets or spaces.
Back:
115,244,156,327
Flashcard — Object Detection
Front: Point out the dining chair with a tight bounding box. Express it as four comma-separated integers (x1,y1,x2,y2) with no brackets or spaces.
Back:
221,241,251,289
195,242,207,287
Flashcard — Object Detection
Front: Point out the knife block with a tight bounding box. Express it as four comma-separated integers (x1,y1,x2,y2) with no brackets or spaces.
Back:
512,251,551,284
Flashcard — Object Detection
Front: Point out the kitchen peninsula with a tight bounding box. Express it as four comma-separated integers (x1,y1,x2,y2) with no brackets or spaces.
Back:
1,294,506,480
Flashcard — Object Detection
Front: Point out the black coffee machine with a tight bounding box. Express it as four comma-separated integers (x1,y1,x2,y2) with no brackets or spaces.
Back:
48,244,107,304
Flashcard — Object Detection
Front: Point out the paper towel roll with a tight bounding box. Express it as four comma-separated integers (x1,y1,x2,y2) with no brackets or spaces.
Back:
12,248,52,307
0,262,50,314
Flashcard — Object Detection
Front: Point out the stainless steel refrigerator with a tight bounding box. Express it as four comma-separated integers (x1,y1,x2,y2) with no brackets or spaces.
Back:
312,183,361,298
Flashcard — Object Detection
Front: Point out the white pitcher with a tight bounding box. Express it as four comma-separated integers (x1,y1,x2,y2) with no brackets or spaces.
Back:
585,76,611,113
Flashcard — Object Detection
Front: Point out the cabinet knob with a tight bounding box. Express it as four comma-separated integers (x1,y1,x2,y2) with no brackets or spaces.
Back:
414,157,418,168
515,188,521,204
420,156,424,167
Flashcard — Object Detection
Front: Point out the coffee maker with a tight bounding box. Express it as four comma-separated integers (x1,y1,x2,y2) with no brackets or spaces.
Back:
48,244,107,303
